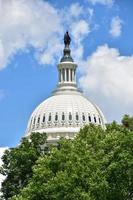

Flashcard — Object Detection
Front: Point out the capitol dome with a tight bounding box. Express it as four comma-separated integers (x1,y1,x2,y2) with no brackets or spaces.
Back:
26,32,106,143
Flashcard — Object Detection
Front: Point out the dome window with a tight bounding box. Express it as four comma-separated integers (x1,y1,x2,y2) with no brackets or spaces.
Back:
76,113,79,121
94,116,97,123
62,112,65,121
30,118,32,123
48,114,52,122
43,115,45,123
37,116,40,124
99,117,101,124
69,112,72,120
82,113,86,122
55,113,58,121
33,117,36,124
88,115,91,122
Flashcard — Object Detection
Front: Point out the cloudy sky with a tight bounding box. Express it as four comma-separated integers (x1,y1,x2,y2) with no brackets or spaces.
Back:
0,0,133,149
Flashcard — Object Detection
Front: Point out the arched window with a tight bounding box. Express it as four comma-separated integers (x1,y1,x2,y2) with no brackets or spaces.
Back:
69,112,72,120
94,116,97,123
55,113,58,121
37,116,40,123
99,117,101,124
33,117,36,124
88,115,91,122
62,112,65,121
43,115,45,123
48,113,51,122
76,113,79,121
82,113,85,122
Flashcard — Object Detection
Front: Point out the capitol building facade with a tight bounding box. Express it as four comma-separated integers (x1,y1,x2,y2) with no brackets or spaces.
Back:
26,32,106,143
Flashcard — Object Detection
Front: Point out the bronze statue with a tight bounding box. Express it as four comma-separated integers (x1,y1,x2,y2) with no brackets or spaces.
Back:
64,31,71,46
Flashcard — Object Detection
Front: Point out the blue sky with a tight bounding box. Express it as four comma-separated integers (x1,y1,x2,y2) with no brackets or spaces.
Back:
0,0,133,147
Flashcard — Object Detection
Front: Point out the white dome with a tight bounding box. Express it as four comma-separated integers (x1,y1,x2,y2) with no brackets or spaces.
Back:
26,32,106,143
27,90,106,143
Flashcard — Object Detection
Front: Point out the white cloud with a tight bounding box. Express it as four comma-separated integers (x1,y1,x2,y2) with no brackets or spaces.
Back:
0,0,63,69
88,0,114,6
37,37,62,65
71,20,90,42
79,45,133,121
0,0,92,69
109,16,123,37
88,8,94,20
70,20,90,61
69,3,84,18
0,147,8,195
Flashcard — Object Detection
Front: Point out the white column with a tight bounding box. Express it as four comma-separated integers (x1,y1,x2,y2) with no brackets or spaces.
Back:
59,69,61,82
72,69,74,82
65,69,67,82
62,69,65,82
74,69,76,82
69,68,71,82
61,69,63,82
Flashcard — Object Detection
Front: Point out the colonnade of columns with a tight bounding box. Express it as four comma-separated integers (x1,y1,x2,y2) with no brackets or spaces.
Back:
59,68,76,83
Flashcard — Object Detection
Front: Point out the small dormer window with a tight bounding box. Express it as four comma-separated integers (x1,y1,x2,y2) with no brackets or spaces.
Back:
48,113,51,122
82,113,85,122
55,113,58,121
33,117,36,124
62,112,65,121
43,115,45,122
76,113,79,121
99,117,101,124
30,118,33,124
94,116,97,123
69,112,72,120
88,115,91,122
37,116,40,123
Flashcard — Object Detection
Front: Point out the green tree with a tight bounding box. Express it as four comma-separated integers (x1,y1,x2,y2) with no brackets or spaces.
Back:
0,132,48,200
11,119,133,200
122,114,133,131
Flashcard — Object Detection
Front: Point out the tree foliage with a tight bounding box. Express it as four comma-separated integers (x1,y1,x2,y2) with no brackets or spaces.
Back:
0,132,48,200
122,114,133,131
10,117,133,200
